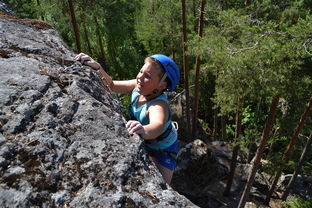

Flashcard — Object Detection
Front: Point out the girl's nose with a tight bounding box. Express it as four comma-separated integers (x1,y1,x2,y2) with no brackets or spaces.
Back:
137,73,143,81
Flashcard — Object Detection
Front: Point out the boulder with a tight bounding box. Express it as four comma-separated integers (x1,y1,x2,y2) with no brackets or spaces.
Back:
172,140,237,208
172,140,274,207
0,15,196,207
278,174,312,199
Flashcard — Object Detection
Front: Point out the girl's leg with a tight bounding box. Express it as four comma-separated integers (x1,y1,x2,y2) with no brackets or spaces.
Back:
150,156,174,185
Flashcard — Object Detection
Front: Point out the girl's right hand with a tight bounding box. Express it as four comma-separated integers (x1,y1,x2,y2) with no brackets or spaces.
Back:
126,120,145,136
74,53,101,70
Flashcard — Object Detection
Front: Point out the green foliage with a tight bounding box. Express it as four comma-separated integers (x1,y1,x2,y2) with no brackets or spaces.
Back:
287,135,312,175
38,0,145,79
197,69,216,123
226,124,235,138
240,105,266,149
206,0,244,10
94,0,145,79
188,0,312,174
115,94,131,120
3,0,39,18
189,0,312,116
302,161,312,174
135,0,182,56
282,197,312,208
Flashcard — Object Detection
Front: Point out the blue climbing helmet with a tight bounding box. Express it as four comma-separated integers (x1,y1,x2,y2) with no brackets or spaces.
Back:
150,54,180,92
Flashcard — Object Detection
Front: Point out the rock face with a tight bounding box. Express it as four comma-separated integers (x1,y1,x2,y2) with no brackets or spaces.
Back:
0,15,196,207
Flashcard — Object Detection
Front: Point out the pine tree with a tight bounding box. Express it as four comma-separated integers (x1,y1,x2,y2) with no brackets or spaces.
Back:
265,96,312,203
282,132,312,201
192,0,206,139
181,0,191,140
67,0,81,53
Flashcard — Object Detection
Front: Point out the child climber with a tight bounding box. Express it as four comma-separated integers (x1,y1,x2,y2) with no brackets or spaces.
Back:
75,53,180,184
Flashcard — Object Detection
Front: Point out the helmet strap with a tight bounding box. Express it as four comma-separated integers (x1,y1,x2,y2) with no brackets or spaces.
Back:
145,73,167,99
157,73,167,89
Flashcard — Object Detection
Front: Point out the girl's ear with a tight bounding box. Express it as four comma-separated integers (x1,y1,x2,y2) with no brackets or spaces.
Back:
159,80,167,91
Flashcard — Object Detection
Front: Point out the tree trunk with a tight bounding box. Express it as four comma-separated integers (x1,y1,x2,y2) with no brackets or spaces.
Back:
265,96,312,204
221,116,227,140
238,96,279,208
192,0,206,139
212,108,218,138
67,0,81,53
36,0,44,20
193,0,198,32
181,0,191,141
234,99,243,140
247,97,263,162
224,145,239,196
93,16,107,70
266,126,281,159
223,97,242,196
281,132,312,201
82,22,92,55
78,4,92,55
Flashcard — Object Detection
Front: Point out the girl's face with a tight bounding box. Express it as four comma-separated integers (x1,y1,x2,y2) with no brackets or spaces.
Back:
136,61,162,95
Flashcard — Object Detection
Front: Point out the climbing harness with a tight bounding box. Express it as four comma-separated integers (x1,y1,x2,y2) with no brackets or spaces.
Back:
147,122,173,142
144,143,178,160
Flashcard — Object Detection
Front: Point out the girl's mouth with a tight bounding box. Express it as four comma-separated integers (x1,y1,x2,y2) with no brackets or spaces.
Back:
137,82,143,88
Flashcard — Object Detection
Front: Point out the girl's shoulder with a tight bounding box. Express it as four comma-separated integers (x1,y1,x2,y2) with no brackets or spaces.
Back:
155,92,168,102
147,93,169,107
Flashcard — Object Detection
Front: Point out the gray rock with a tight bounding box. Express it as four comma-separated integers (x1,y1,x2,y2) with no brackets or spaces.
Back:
173,139,234,208
0,16,196,207
0,133,5,145
172,139,273,208
279,174,312,199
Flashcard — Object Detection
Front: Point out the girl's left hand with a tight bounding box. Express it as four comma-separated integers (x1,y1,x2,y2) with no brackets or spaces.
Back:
126,120,144,135
75,53,101,70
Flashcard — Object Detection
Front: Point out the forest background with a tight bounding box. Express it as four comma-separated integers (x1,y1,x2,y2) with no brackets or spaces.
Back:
2,0,312,206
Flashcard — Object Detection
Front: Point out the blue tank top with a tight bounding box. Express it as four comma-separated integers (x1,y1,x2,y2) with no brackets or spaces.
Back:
129,89,178,150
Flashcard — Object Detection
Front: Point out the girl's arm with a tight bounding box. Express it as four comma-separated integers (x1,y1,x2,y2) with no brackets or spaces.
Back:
75,53,137,94
126,100,169,140
97,65,136,93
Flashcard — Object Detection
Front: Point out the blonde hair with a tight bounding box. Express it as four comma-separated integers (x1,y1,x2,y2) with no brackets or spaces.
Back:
145,57,166,78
